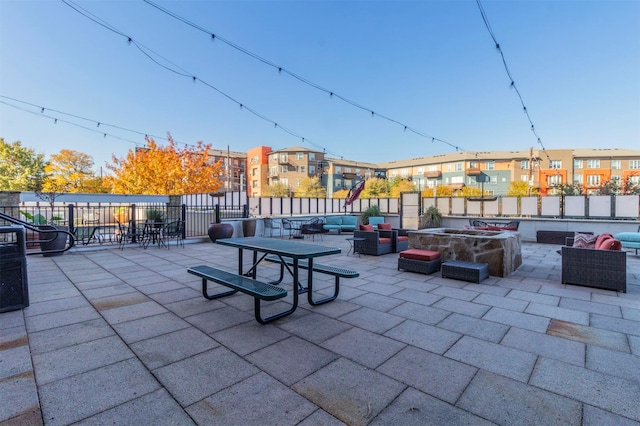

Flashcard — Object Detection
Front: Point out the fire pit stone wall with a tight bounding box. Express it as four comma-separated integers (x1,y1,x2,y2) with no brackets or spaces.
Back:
408,228,522,277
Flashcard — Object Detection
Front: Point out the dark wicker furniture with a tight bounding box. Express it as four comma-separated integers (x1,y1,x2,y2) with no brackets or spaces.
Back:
536,230,593,245
397,249,441,275
398,257,441,275
393,228,410,253
442,261,489,283
353,230,395,256
561,246,626,292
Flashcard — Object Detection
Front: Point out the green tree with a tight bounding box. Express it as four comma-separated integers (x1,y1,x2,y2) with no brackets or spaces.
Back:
421,185,453,198
507,181,539,196
551,183,584,195
332,188,349,199
621,175,640,195
0,138,47,191
264,182,291,197
389,177,416,198
361,178,389,198
44,149,95,193
295,176,326,198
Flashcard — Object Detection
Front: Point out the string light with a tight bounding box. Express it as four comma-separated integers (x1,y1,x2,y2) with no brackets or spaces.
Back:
1,96,171,148
476,0,553,165
61,0,349,159
140,0,468,153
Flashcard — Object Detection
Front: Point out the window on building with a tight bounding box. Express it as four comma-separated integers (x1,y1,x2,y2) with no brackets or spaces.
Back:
428,165,438,172
309,165,315,174
611,175,621,184
573,175,583,184
309,153,315,161
335,178,342,188
469,161,478,168
451,176,463,184
345,167,351,173
252,168,257,176
586,174,600,186
298,165,306,173
573,159,583,169
270,166,277,175
490,176,497,184
630,176,640,185
548,175,562,186
296,152,303,160
550,160,561,169
295,179,300,187
455,162,463,171
485,161,494,170
521,175,529,182
521,160,530,170
587,159,600,168
401,169,409,177
611,160,621,170
335,166,341,173
252,180,258,188
280,166,288,173
280,154,288,163
417,167,424,174
630,160,640,169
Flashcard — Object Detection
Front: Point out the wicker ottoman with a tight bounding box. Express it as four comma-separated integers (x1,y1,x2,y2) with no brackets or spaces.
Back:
441,261,489,283
397,249,441,275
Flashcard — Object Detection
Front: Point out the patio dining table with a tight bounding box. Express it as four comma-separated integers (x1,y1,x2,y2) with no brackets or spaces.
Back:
215,237,341,314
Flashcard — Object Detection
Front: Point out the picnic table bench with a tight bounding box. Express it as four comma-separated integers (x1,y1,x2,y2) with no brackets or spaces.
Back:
187,265,288,324
263,255,358,305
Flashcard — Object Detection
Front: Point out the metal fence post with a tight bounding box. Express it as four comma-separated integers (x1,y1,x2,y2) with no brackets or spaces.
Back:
131,203,137,243
215,204,220,224
181,204,186,239
68,204,75,235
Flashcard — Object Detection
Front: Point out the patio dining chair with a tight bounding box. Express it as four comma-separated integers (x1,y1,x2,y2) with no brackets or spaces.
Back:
263,218,282,238
161,220,185,249
282,219,297,239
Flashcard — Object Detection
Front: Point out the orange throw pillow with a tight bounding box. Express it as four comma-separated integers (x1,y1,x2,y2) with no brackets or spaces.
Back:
595,233,614,249
378,223,392,230
597,237,622,251
359,224,374,231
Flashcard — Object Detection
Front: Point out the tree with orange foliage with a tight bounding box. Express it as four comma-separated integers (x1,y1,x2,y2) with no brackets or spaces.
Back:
106,135,224,195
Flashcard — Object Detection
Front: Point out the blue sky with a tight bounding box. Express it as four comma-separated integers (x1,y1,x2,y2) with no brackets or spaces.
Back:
1,0,638,172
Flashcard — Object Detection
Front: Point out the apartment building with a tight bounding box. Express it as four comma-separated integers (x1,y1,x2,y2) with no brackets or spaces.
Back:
265,146,326,196
246,146,272,197
380,148,640,196
207,148,247,193
235,146,640,197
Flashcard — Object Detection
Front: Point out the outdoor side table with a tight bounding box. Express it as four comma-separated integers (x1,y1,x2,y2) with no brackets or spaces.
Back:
346,237,366,256
441,260,489,283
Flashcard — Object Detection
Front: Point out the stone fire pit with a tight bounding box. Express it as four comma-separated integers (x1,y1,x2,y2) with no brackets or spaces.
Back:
408,228,522,277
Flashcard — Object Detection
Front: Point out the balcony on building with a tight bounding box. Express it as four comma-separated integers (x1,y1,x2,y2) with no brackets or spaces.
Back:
466,167,482,176
423,170,442,179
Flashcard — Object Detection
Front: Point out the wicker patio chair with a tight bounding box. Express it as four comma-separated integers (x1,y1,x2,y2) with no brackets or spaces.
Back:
561,246,626,292
353,229,395,255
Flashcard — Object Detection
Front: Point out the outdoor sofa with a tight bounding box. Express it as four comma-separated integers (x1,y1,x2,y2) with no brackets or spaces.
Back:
323,215,357,234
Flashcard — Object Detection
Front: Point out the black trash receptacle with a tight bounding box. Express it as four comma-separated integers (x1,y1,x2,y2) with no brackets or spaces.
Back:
0,225,29,312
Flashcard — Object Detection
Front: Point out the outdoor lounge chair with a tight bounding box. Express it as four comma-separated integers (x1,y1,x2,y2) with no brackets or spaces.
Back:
353,229,394,255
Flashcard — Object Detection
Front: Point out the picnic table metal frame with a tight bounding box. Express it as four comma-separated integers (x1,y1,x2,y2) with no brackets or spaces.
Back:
215,237,341,315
